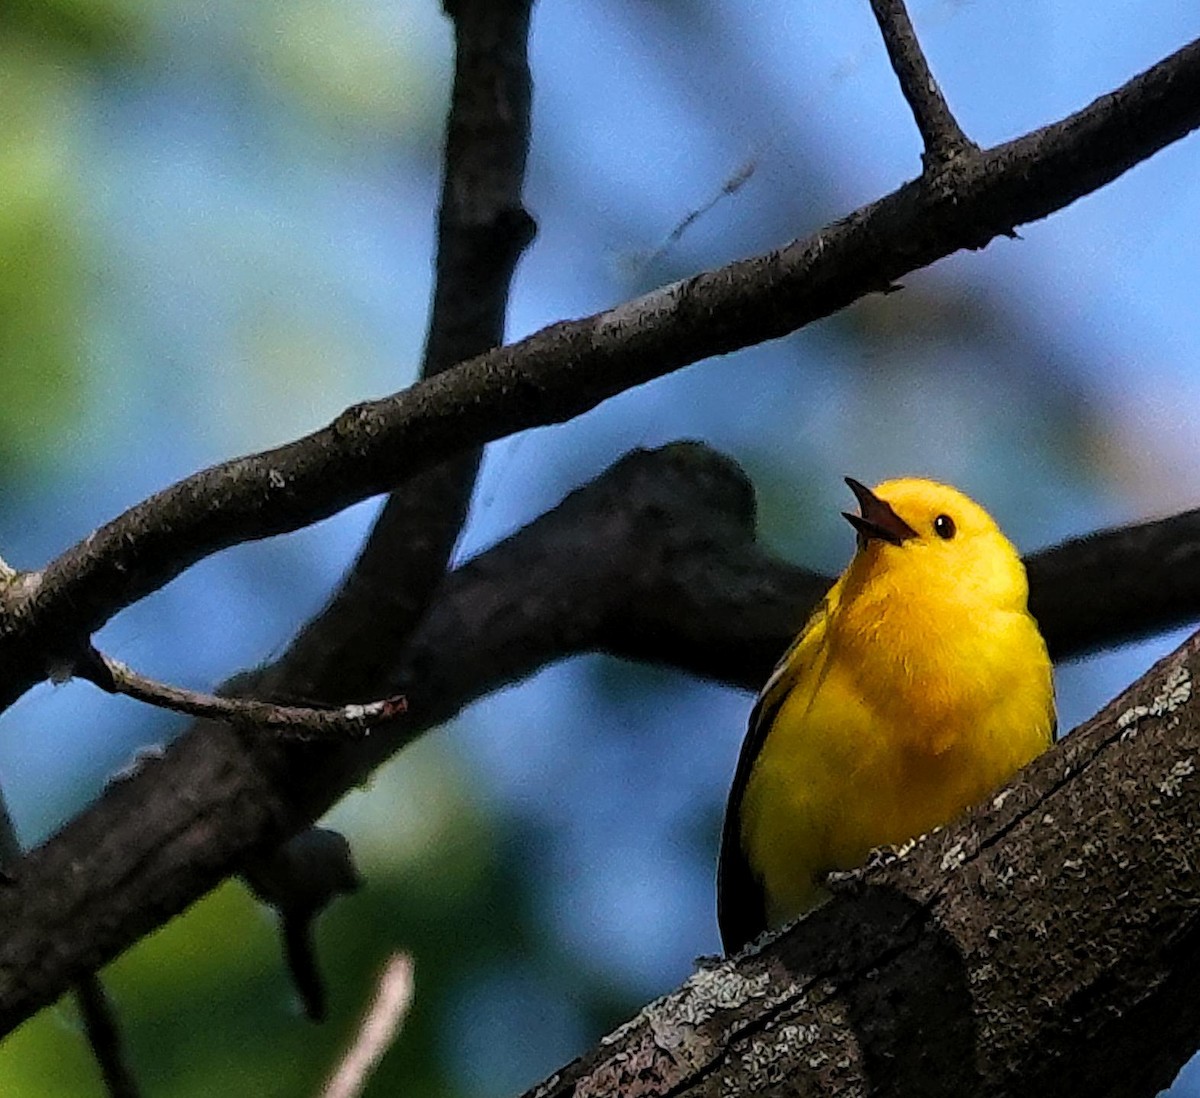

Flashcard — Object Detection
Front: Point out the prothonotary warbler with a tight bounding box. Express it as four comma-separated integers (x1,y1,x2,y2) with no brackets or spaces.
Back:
717,477,1055,954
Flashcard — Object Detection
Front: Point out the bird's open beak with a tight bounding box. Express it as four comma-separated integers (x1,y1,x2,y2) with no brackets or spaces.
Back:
842,477,918,546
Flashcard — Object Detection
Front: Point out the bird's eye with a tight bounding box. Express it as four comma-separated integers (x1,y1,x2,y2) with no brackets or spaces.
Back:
933,514,956,540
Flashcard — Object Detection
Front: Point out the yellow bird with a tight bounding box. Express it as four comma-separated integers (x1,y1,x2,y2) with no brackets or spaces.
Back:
717,477,1054,954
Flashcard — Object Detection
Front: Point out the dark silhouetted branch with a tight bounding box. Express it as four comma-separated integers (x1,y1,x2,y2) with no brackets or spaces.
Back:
272,0,535,705
245,829,363,1022
1027,504,1200,660
610,499,1200,683
237,0,535,1011
76,974,140,1098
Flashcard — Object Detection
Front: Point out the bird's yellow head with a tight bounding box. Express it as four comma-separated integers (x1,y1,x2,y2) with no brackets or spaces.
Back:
842,476,1030,613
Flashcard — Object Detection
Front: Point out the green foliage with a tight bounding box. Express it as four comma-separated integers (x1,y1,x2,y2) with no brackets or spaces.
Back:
244,0,446,146
0,43,89,474
3,0,152,58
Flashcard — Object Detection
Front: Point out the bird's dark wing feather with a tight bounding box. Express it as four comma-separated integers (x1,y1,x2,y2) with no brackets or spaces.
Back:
716,691,779,954
716,596,831,955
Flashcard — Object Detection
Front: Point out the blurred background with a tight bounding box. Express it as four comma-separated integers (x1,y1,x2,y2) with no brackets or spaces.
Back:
1,0,1198,1094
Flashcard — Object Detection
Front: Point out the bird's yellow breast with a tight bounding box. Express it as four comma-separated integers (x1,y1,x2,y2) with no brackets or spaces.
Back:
739,582,1053,925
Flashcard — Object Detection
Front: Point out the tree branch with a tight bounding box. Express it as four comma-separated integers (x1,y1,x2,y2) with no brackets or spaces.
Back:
319,954,414,1098
519,635,1200,1098
609,497,1200,683
868,0,975,164
234,0,535,1012
83,654,407,740
1027,504,1200,660
76,974,140,1098
272,0,535,705
2,444,1200,1037
244,829,363,1022
1,35,1198,710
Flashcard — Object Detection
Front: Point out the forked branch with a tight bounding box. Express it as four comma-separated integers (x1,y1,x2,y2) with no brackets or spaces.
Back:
868,0,976,165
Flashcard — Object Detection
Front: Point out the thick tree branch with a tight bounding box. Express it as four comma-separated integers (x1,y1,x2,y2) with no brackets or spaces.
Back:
868,0,975,164
521,636,1200,1098
1027,505,1200,660
2,444,1200,1037
611,497,1200,683
1,36,1198,710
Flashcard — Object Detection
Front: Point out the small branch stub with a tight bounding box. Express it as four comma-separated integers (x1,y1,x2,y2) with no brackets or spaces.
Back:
868,0,977,167
245,829,364,1022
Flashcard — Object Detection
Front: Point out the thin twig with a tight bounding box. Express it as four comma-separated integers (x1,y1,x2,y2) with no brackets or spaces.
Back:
319,954,414,1098
84,654,407,740
76,974,141,1098
867,0,975,165
637,158,758,273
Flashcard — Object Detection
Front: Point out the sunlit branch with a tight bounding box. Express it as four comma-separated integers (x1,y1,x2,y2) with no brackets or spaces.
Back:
319,955,415,1098
517,633,1200,1097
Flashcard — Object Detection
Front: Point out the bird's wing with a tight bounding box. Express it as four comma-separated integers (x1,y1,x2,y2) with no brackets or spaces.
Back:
717,587,837,954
